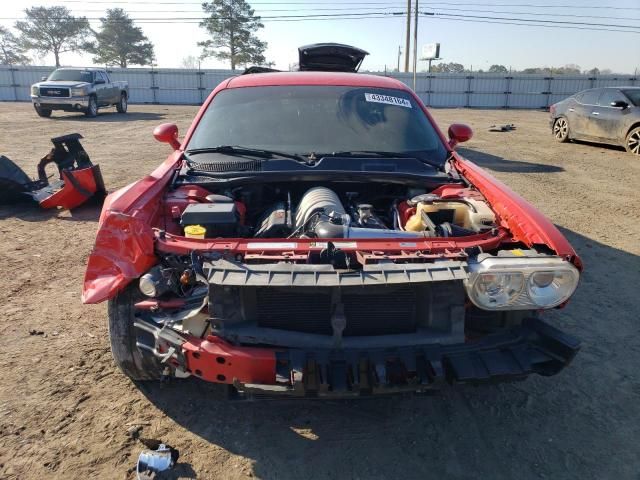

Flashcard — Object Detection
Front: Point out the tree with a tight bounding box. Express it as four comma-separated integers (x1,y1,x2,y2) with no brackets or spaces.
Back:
431,62,465,73
15,6,90,67
84,9,154,68
586,67,600,76
199,0,267,70
488,64,508,74
0,26,30,65
180,55,200,69
521,67,544,74
554,64,581,75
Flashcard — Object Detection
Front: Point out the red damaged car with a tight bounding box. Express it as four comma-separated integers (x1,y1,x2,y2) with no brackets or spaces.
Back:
83,45,582,397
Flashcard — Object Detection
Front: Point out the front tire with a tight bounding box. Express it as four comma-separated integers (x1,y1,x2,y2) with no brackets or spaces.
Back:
625,126,640,156
553,117,570,143
108,284,162,381
34,105,52,118
116,92,128,113
85,95,98,117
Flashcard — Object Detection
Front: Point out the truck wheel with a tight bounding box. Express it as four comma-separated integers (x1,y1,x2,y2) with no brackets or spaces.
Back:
116,93,128,113
626,126,640,155
34,105,52,118
108,284,162,381
85,95,98,117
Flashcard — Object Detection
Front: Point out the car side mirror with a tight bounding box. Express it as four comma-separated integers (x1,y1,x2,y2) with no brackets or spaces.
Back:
94,78,105,84
41,76,47,81
448,123,473,149
611,100,628,109
153,123,181,150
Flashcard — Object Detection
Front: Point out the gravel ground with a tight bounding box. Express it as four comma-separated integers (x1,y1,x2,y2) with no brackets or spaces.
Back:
0,102,638,480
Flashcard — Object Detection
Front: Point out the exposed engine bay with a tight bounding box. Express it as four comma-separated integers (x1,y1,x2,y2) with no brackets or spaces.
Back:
169,181,497,241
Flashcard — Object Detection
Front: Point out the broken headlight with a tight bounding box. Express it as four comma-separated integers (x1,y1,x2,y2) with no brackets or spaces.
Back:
465,256,579,310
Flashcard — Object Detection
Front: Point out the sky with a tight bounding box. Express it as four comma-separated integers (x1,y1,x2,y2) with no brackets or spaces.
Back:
2,0,639,73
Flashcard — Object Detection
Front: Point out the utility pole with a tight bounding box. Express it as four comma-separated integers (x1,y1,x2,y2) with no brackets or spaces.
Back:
404,0,411,72
397,45,402,72
412,0,419,90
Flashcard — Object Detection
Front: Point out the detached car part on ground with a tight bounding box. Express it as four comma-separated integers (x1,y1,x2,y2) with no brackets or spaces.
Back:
0,133,105,210
550,86,640,156
30,67,128,118
83,44,582,398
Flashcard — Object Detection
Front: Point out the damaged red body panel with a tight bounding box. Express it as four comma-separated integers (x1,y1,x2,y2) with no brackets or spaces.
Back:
182,336,277,385
0,133,106,210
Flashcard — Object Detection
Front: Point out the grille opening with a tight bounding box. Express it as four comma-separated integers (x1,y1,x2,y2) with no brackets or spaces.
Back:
254,286,417,336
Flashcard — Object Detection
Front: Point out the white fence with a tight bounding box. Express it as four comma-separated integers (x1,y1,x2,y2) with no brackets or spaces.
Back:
1,65,637,109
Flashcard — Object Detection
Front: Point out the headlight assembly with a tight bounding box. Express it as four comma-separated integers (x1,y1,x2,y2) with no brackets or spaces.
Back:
465,256,579,310
70,87,86,96
31,86,39,96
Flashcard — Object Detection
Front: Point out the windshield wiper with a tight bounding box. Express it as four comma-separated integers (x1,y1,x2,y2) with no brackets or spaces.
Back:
319,150,443,171
185,145,308,163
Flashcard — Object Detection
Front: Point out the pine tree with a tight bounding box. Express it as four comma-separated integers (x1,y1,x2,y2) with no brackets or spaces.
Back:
199,0,268,70
85,9,155,68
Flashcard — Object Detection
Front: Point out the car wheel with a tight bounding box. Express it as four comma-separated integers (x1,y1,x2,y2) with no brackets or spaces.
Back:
108,284,162,381
116,93,128,113
553,117,570,142
85,95,98,117
625,126,640,155
34,105,52,118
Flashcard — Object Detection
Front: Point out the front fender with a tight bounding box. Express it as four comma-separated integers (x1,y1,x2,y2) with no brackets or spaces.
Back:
453,155,582,269
82,150,182,304
82,212,157,304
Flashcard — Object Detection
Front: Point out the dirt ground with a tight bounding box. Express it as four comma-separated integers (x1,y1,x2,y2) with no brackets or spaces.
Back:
0,102,639,480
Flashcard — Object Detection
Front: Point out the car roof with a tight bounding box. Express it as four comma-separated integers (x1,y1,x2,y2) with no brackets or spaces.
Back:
580,86,640,91
56,67,105,71
601,86,640,89
225,71,411,91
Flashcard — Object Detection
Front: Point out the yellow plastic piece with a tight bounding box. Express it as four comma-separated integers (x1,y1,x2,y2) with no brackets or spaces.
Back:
405,198,496,232
184,224,206,239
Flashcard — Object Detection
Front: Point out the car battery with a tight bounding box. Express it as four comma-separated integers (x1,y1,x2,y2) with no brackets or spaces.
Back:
181,202,238,238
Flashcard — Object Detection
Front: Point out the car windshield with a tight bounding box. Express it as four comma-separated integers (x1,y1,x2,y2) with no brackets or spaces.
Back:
187,85,448,165
47,69,93,83
622,89,640,106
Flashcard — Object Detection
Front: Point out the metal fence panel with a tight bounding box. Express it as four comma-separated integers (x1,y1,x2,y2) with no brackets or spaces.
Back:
0,65,636,108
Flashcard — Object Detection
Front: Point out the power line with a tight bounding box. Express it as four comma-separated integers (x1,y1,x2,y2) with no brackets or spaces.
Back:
428,1,640,10
424,11,640,30
3,7,638,33
43,5,640,21
425,7,640,22
40,0,640,9
4,13,408,23
423,14,640,34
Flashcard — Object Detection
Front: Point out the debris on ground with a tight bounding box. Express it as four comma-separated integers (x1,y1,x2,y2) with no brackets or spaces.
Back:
29,329,45,336
136,443,179,480
489,124,516,132
0,133,106,210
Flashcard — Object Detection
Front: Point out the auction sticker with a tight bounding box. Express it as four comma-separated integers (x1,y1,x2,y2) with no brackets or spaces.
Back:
364,93,412,108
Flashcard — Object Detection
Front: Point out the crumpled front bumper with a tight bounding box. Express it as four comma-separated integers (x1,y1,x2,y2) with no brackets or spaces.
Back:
177,317,580,398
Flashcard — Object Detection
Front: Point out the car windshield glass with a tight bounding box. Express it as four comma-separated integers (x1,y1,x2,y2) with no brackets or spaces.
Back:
47,70,93,82
187,85,448,166
622,89,640,106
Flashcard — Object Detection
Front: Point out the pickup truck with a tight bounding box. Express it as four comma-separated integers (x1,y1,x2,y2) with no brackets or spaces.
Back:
30,67,129,118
